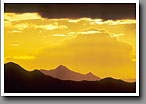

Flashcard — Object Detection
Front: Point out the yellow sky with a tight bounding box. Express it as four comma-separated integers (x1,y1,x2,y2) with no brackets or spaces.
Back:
4,13,136,79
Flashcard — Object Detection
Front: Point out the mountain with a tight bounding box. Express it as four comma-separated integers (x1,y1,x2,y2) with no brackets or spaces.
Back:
4,62,136,93
40,65,101,81
122,79,136,82
5,62,62,93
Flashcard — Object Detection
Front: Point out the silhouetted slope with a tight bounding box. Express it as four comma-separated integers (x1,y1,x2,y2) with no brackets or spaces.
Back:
98,77,136,92
122,79,136,82
5,62,62,93
4,62,136,93
40,65,101,81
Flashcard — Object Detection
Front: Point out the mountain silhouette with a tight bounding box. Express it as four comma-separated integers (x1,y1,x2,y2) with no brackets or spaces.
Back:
122,79,136,82
4,62,136,93
40,65,100,81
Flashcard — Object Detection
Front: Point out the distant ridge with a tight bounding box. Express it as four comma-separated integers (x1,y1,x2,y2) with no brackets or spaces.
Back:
40,65,101,81
4,62,136,93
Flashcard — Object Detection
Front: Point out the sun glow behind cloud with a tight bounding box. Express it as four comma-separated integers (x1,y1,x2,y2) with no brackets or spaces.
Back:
4,13,136,79
4,13,42,21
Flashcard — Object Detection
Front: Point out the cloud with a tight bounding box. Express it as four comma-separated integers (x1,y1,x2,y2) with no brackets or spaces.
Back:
8,30,22,33
4,13,69,31
77,28,109,35
4,13,136,35
90,19,136,25
13,23,29,30
10,44,20,47
52,34,67,37
112,33,125,37
34,24,68,30
6,56,35,60
4,13,136,55
25,31,135,79
4,4,136,20
4,13,42,21
68,19,80,23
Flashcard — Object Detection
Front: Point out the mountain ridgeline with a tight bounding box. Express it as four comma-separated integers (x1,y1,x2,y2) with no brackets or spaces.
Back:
40,65,101,81
4,62,136,93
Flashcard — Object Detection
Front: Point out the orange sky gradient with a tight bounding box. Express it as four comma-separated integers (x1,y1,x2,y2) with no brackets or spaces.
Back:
4,13,136,79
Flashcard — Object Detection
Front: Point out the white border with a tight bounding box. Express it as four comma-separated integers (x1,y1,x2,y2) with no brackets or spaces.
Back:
1,0,139,96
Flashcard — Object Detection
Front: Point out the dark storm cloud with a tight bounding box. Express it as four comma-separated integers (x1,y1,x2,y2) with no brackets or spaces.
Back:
4,3,136,20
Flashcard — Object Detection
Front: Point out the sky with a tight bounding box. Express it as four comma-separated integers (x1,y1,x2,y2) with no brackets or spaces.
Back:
4,3,136,80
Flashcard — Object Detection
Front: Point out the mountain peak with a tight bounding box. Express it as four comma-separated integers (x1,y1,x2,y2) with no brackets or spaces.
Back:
5,62,18,66
85,72,101,80
41,65,101,81
58,65,65,68
5,62,27,72
56,65,69,71
86,72,94,75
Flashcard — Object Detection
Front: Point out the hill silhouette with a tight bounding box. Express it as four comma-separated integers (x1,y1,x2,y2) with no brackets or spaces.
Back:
4,62,136,93
40,65,101,81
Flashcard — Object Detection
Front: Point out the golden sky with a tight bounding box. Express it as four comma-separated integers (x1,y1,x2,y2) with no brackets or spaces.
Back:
4,13,136,79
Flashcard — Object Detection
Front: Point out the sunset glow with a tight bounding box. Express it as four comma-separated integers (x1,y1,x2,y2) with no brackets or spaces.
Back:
4,13,136,79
